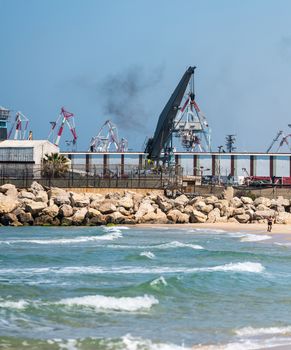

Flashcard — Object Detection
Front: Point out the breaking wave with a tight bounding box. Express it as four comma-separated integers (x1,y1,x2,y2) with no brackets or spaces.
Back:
0,299,29,310
56,294,158,312
235,325,291,336
140,251,156,259
240,234,272,242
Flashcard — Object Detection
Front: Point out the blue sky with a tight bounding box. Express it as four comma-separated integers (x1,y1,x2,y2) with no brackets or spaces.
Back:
1,0,291,152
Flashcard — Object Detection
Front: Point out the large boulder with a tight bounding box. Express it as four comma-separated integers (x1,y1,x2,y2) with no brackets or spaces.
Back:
107,211,127,224
25,201,47,215
241,196,253,205
135,200,155,221
71,208,88,225
48,188,71,206
35,190,48,203
140,208,168,224
34,215,59,226
207,208,221,223
118,196,134,210
0,213,21,226
59,204,73,217
98,200,117,214
167,209,189,223
17,210,33,225
222,186,234,200
0,196,19,214
0,184,18,197
230,197,243,208
276,196,290,207
254,197,271,207
42,205,59,218
190,210,207,223
174,194,189,207
204,196,218,205
156,195,173,212
70,192,90,207
233,207,245,216
275,212,291,224
19,190,36,200
30,181,44,193
235,214,250,223
254,209,275,220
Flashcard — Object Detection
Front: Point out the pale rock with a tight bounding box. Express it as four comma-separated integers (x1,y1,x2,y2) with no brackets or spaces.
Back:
30,181,44,193
230,197,243,208
245,209,255,221
19,190,36,200
183,205,194,215
54,195,71,206
0,184,18,197
277,206,285,212
0,196,19,214
118,207,132,216
241,196,253,205
42,204,59,218
233,207,245,215
133,193,144,212
225,207,235,218
256,204,268,211
174,194,189,206
235,214,250,223
25,201,47,215
205,196,219,205
71,207,87,225
228,217,239,223
86,208,102,219
254,197,271,207
61,217,74,226
275,212,291,224
35,190,48,203
107,211,126,224
98,200,117,214
276,196,290,207
0,213,20,226
188,196,204,205
135,200,155,221
89,193,104,202
167,209,189,223
156,196,173,212
118,196,134,210
59,204,73,217
200,204,214,214
207,208,221,223
254,209,275,220
190,210,207,223
141,208,168,224
48,187,68,198
194,201,206,211
70,192,90,207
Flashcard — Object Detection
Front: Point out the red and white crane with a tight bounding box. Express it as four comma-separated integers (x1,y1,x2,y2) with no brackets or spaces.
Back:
48,107,77,149
8,111,29,140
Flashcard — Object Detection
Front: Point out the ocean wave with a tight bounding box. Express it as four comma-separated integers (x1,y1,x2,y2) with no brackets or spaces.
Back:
189,228,226,234
0,299,29,310
0,262,264,276
140,251,156,259
150,276,168,286
240,234,272,242
0,231,122,245
56,294,158,312
236,325,291,337
119,334,189,350
102,226,129,231
107,240,204,250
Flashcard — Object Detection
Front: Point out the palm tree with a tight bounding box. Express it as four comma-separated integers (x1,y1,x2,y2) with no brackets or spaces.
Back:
42,153,70,178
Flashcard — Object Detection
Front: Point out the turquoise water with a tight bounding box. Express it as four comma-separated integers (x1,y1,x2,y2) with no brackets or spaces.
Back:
1,226,291,349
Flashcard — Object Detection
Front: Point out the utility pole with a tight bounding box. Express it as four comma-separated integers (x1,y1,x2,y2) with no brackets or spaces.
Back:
225,135,236,153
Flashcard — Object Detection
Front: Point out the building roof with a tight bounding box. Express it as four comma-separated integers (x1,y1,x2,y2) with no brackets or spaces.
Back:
0,140,58,148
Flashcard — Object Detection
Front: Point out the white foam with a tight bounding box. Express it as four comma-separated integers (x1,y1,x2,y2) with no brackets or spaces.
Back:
0,262,264,276
56,294,158,312
0,299,29,310
140,251,156,259
275,242,291,247
120,334,189,350
150,276,168,286
154,241,204,250
236,325,291,337
240,234,272,242
0,232,122,245
190,228,226,234
102,226,129,231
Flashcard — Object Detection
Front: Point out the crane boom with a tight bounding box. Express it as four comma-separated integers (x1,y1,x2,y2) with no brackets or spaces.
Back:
145,66,196,160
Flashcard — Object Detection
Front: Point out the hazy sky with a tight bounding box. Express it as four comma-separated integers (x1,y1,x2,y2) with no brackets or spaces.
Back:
1,0,291,152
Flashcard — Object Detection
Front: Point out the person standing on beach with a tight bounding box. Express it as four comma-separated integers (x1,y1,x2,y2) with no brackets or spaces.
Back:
267,216,273,232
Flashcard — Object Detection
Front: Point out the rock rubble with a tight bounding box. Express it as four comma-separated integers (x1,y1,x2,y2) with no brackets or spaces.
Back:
0,182,291,226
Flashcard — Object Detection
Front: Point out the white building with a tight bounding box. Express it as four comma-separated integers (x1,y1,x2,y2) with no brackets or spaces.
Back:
0,140,59,176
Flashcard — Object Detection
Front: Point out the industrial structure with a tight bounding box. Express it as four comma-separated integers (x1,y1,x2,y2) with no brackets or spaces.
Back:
48,107,77,150
88,120,128,152
8,111,30,140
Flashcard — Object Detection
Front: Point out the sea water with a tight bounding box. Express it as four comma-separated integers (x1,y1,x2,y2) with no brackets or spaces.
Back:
1,225,291,349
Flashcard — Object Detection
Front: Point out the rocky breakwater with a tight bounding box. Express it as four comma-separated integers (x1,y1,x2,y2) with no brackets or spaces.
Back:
0,182,291,226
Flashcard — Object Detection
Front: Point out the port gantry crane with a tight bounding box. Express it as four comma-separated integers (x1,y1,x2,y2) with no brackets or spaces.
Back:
266,128,291,153
145,66,211,164
8,111,30,140
88,120,128,152
48,107,78,150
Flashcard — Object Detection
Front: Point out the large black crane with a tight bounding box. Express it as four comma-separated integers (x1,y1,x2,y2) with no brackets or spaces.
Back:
145,66,196,161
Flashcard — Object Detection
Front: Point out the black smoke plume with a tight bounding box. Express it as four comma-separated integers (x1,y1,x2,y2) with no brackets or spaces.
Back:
98,65,163,131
